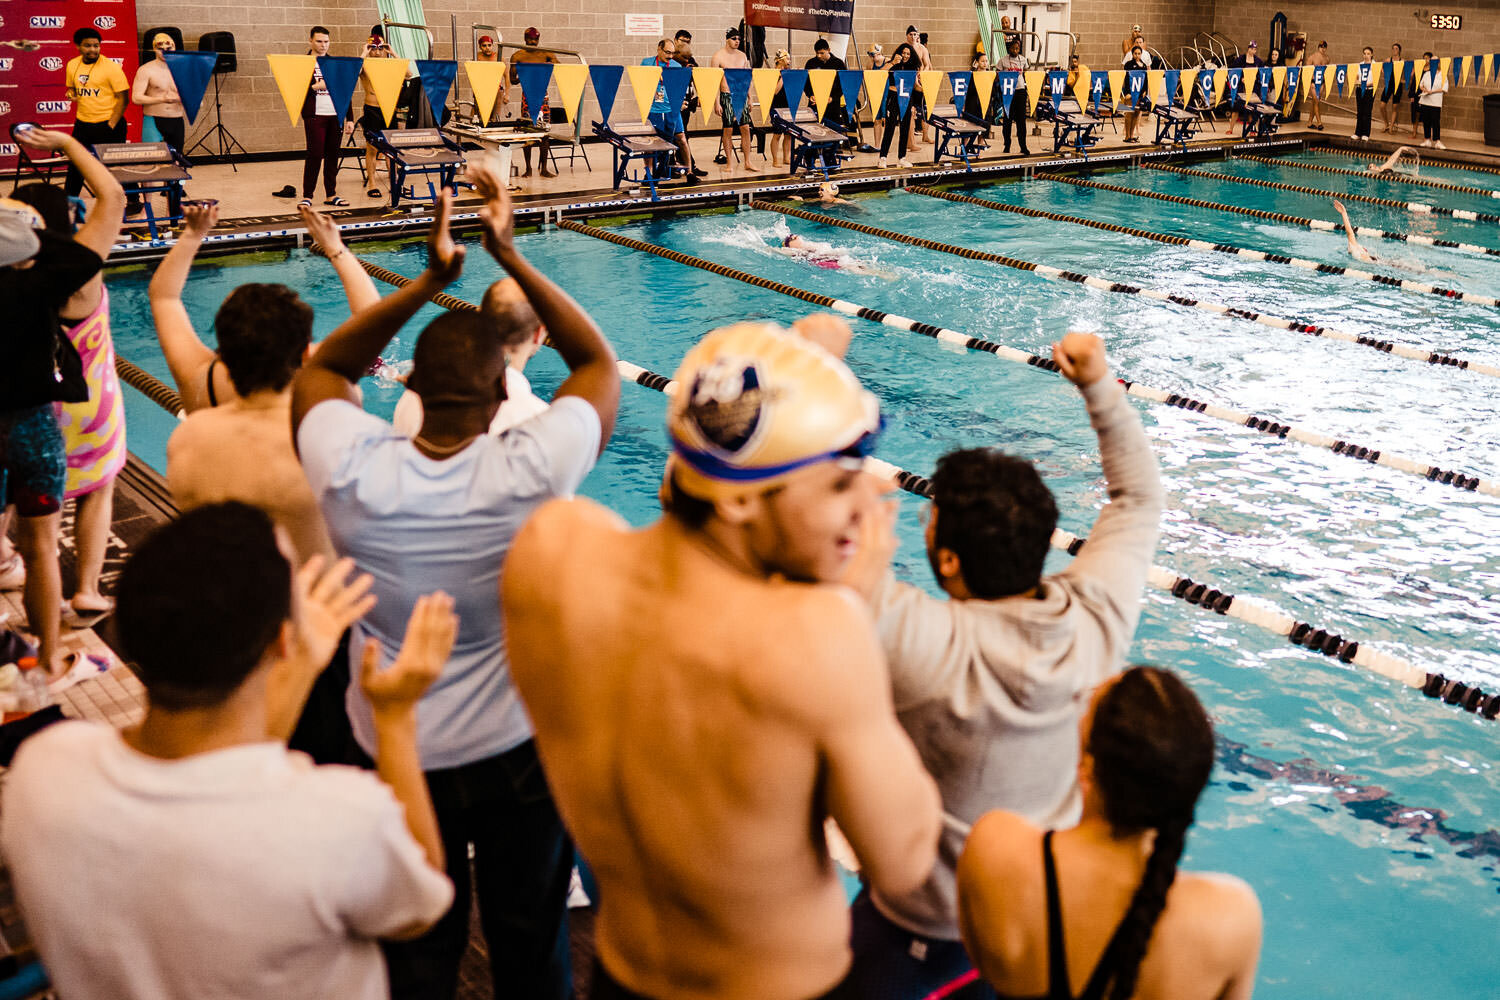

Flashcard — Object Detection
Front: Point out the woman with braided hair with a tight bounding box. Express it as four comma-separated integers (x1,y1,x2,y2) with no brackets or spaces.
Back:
957,666,1262,1000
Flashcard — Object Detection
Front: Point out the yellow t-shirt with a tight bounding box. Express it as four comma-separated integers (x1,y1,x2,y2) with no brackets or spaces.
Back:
66,56,129,123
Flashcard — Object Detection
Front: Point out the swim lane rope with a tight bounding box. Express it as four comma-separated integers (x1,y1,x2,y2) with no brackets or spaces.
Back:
1237,152,1500,201
1145,162,1500,225
1324,145,1500,179
564,215,1499,498
347,250,1500,722
1042,173,1500,259
115,357,185,418
906,185,1500,310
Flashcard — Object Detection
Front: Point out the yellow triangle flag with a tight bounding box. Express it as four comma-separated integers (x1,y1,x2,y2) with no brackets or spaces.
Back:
1147,69,1164,105
1212,68,1228,105
625,64,661,123
1268,66,1286,103
918,69,943,115
1242,67,1259,104
1108,69,1127,111
752,68,781,125
551,63,588,124
862,70,889,118
809,68,838,119
1438,57,1452,87
267,54,316,126
692,66,724,127
970,70,995,117
463,61,507,123
1368,61,1383,98
1024,70,1045,114
1179,68,1198,106
362,57,409,127
1072,63,1091,109
1483,54,1495,85
1458,57,1470,86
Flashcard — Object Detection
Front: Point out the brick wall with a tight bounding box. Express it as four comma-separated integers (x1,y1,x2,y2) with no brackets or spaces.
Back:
1212,1,1500,137
135,0,990,154
1070,0,1217,73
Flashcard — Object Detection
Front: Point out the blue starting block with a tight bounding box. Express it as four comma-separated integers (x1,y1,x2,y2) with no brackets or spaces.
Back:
772,108,848,179
1153,105,1202,150
1241,101,1282,141
592,120,682,200
370,128,465,207
91,142,190,241
1051,110,1103,159
928,103,988,169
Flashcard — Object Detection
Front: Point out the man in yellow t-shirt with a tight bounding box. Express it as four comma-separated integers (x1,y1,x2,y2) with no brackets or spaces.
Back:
64,27,129,197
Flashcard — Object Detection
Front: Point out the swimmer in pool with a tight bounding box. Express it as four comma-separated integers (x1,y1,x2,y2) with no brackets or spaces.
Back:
1331,199,1434,275
1365,145,1418,176
789,181,855,206
778,234,891,277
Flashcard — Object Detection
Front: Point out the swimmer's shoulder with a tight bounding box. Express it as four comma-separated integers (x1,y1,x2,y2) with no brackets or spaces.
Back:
509,497,630,579
757,584,889,714
1161,870,1263,965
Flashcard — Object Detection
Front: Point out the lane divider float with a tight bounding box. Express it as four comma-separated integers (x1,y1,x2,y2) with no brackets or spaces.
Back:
1324,145,1500,179
751,199,1500,378
1145,162,1500,225
907,184,1500,309
1042,173,1500,259
348,249,1500,723
562,216,1499,498
1237,152,1500,201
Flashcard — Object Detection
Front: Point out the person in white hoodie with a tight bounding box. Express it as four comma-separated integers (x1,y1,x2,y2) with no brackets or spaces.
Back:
842,331,1165,999
1415,51,1447,149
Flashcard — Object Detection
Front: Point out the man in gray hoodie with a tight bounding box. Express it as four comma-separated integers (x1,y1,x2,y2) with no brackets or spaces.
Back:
843,332,1165,998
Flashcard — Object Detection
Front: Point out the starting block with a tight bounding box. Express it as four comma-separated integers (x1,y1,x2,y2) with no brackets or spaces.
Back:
90,142,190,241
370,128,465,207
928,103,988,169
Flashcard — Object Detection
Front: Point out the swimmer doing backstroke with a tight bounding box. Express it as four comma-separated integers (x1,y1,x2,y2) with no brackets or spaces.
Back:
778,234,893,278
1331,199,1430,274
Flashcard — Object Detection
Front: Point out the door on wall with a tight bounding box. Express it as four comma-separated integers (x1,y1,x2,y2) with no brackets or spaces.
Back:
988,3,1071,67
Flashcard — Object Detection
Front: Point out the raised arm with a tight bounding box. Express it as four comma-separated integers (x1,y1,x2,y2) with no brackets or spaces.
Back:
814,593,941,898
300,204,380,313
470,160,619,449
16,128,125,257
148,201,228,412
291,193,465,442
267,555,376,741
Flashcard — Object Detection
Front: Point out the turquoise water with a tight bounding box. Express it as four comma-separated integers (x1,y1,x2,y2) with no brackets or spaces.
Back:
105,164,1500,996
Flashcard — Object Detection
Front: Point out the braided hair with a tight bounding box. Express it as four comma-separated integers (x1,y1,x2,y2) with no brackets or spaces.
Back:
1086,666,1215,1000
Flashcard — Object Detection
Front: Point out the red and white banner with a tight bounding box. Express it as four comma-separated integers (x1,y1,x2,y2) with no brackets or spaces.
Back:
743,0,855,35
0,0,141,171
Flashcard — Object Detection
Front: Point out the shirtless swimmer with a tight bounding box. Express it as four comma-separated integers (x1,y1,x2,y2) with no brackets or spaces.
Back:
505,319,942,1000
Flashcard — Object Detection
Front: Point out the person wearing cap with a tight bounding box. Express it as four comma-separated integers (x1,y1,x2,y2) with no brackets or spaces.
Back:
644,38,705,184
291,163,619,1000
1229,39,1263,70
1122,32,1153,68
64,28,130,199
473,33,510,126
839,332,1165,1000
711,28,758,171
767,48,795,168
1120,23,1144,57
511,27,558,178
132,33,185,157
505,315,941,1000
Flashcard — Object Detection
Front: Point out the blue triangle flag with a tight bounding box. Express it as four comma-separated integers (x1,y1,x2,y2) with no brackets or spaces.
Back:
947,70,971,107
725,68,753,120
998,70,1019,116
316,56,363,123
1471,55,1485,84
1284,66,1299,100
1356,63,1369,93
1047,70,1067,97
414,60,458,115
515,62,554,123
836,69,865,113
1127,69,1146,106
661,66,693,115
1310,64,1325,97
1163,69,1180,105
1226,67,1243,100
162,50,218,124
1092,70,1109,112
1400,58,1414,92
780,69,809,113
1258,68,1271,100
890,70,916,118
590,64,624,122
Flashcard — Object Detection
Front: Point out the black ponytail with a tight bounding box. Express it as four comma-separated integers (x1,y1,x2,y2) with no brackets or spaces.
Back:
1085,666,1214,1000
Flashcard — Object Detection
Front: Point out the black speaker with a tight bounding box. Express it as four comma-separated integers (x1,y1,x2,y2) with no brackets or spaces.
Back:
198,31,237,74
139,26,184,65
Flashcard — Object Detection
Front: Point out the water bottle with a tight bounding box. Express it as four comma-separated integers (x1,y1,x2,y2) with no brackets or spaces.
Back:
15,657,52,714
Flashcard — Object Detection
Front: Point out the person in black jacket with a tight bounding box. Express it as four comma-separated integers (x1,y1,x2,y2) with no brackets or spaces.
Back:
804,39,849,131
300,26,355,207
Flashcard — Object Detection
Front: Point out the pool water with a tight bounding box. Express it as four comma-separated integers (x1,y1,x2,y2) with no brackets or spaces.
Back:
105,155,1500,996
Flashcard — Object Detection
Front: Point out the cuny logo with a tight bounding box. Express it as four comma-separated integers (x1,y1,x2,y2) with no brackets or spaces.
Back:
0,101,11,116
94,16,117,29
0,58,12,72
30,15,66,29
36,100,72,113
0,145,16,158
39,56,64,72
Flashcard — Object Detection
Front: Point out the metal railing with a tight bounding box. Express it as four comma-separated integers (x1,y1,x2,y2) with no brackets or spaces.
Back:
381,16,435,60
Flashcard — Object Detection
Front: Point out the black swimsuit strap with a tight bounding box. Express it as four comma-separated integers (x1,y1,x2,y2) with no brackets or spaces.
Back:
1042,831,1071,999
206,357,220,408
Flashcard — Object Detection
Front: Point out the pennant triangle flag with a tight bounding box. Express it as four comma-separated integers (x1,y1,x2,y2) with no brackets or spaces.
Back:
1401,59,1415,92
691,66,723,126
1284,65,1299,103
1241,67,1258,104
1310,64,1325,98
1024,69,1045,113
1481,54,1494,85
1224,67,1242,103
516,62,555,124
316,56,363,123
1178,68,1197,106
1438,56,1452,85
1146,69,1165,105
837,69,866,116
1046,69,1067,99
861,70,889,118
1369,61,1383,97
267,54,317,125
780,68,809,115
589,64,624,122
625,64,661,122
1071,64,1091,109
1088,70,1107,113
752,68,781,125
464,61,507,123
1108,69,1127,111
891,69,917,118
948,70,971,110
1212,68,1228,105
808,68,837,118
724,68,753,122
1471,53,1485,84
1459,56,1471,86
552,63,589,124
368,58,410,126
918,69,944,115
998,71,1020,116
1163,69,1180,106
661,66,693,118
161,51,217,124
971,70,995,117
1332,64,1347,96
414,60,458,117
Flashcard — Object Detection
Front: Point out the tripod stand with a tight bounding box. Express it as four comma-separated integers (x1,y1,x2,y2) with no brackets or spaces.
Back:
186,70,247,169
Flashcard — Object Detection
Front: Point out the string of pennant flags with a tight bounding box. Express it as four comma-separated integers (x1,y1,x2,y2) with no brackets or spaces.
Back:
254,52,1500,130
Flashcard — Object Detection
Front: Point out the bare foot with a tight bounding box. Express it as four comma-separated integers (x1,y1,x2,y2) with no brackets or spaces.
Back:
541,167,558,178
70,593,112,614
520,168,532,178
745,161,759,172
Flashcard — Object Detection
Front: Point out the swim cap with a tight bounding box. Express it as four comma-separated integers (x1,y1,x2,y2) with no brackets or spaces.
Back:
819,181,839,197
0,198,43,268
151,32,174,48
525,26,540,41
478,34,494,44
667,323,880,501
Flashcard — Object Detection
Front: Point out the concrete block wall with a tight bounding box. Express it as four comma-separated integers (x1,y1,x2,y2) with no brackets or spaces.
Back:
1070,0,1216,72
1213,1,1500,137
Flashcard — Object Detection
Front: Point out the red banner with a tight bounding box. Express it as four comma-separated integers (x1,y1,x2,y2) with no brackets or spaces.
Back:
0,0,141,171
744,0,855,35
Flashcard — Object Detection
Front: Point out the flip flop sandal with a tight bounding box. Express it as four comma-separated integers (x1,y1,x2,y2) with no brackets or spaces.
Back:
47,652,110,695
367,188,381,197
60,599,114,630
325,197,350,207
298,199,313,208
